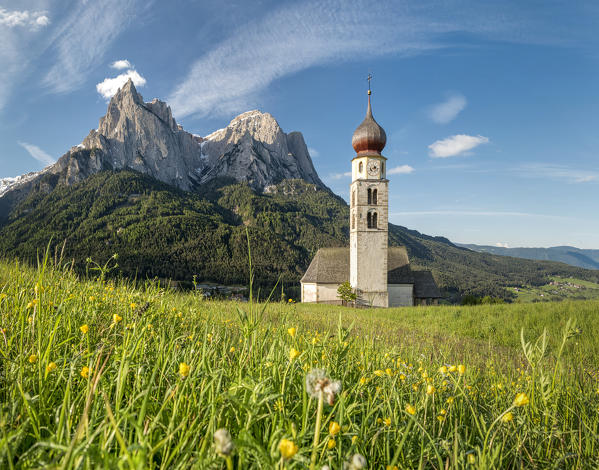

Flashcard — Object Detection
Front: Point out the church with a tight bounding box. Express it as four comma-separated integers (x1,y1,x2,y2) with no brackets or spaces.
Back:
300,87,442,307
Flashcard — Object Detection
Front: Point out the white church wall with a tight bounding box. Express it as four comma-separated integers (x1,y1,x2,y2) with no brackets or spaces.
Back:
317,283,342,303
301,283,317,303
388,284,413,307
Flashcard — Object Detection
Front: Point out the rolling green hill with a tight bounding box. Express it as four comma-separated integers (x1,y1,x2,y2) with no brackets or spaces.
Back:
0,170,597,301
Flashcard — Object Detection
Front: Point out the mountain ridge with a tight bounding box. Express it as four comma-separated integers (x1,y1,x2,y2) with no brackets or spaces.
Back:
458,243,599,270
0,79,324,219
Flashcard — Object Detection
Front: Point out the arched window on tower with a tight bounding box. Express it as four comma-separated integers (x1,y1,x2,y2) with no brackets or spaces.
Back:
359,161,363,173
381,161,385,176
367,212,372,228
367,188,372,204
372,212,378,228
372,189,378,205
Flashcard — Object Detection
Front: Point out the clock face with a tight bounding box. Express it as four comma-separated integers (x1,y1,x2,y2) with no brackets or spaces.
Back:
367,160,380,176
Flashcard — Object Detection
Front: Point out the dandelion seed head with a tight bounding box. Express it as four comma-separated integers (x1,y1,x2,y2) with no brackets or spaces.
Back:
214,428,234,456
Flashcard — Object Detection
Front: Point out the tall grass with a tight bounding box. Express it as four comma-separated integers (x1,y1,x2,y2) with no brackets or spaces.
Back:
0,257,598,468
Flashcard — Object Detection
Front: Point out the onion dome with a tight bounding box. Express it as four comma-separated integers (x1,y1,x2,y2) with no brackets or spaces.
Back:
351,90,386,156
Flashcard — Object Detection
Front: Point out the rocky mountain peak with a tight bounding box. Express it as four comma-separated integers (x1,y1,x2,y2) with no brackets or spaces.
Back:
1,81,326,216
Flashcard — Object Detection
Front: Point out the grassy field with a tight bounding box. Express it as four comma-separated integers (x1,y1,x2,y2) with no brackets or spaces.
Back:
1,258,598,469
508,276,599,303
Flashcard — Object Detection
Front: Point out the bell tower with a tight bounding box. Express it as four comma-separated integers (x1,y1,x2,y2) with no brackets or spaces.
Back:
349,82,388,307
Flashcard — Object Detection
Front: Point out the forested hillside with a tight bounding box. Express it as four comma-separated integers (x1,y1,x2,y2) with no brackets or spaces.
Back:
0,170,597,301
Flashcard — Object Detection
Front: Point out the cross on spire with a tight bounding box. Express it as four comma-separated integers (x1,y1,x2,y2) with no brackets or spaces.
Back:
367,73,373,95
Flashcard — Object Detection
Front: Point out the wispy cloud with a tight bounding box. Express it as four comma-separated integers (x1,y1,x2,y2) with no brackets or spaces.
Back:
517,163,598,184
0,8,49,29
43,0,141,93
388,164,414,175
18,142,55,166
308,147,319,158
429,93,466,124
428,134,489,158
328,171,352,180
96,69,146,99
168,0,550,119
495,242,510,248
391,210,570,221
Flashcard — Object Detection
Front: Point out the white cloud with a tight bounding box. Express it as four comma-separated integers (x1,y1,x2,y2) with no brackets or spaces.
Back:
429,94,466,124
388,164,414,175
167,0,499,119
495,242,510,248
43,0,141,93
517,164,598,184
308,147,319,158
428,134,489,158
18,142,55,166
111,59,132,70
390,210,569,221
0,8,50,29
96,70,146,99
329,171,352,180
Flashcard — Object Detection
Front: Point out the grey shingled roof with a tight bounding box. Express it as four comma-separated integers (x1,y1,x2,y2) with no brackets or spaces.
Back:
301,247,413,284
412,270,442,298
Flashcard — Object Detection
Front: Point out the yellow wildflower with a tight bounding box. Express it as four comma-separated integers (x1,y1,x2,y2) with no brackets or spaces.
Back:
457,364,466,375
229,346,235,353
383,417,391,426
289,347,300,360
513,392,529,407
28,354,37,364
327,439,336,450
467,453,476,465
439,365,448,374
113,314,122,324
279,439,298,459
387,466,399,470
399,373,406,381
26,299,38,309
130,302,137,309
80,324,89,334
374,369,385,377
80,366,90,378
446,397,455,405
437,415,445,422
359,376,368,386
352,436,358,444
329,421,341,436
179,362,190,378
46,362,57,374
502,412,514,422
385,368,393,376
426,384,436,395
448,365,457,373
405,404,416,415
287,327,296,337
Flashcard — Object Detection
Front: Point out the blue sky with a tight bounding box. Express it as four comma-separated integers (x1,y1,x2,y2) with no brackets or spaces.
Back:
1,0,598,248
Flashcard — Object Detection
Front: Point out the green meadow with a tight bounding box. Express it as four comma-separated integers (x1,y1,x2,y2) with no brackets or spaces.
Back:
1,257,598,469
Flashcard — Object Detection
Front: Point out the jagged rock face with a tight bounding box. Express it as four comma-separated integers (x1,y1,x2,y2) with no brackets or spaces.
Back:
0,79,325,216
198,110,324,189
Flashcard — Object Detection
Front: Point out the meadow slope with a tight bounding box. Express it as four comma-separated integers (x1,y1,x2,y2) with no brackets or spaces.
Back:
0,258,598,468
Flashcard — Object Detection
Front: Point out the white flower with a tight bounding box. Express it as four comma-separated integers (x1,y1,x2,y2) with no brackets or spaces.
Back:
214,428,234,456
